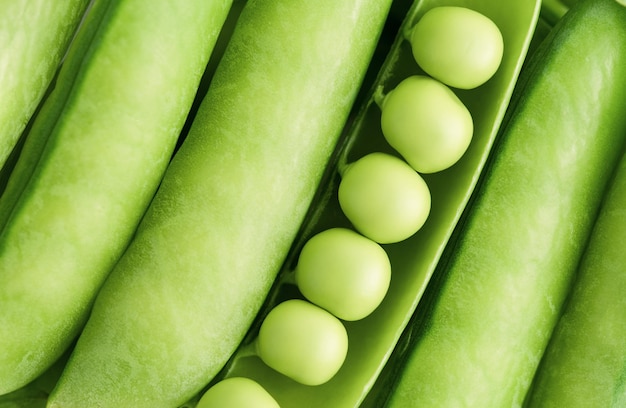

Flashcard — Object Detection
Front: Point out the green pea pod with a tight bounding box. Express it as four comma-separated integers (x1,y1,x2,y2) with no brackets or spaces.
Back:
215,0,540,406
48,0,394,407
540,0,570,25
0,348,68,407
523,154,626,406
0,0,232,396
0,0,90,172
383,0,626,406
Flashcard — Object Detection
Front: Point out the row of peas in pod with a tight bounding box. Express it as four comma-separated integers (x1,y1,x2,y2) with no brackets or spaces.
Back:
196,6,504,407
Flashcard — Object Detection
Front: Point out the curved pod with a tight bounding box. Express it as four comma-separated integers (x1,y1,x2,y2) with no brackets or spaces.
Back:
221,0,542,406
0,0,90,170
48,0,394,406
0,0,232,395
525,151,626,406
387,0,626,406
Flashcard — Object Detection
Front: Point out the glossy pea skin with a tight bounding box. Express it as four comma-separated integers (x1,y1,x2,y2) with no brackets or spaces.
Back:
380,75,473,174
257,299,349,386
409,6,504,89
197,377,279,408
295,227,391,321
339,152,430,244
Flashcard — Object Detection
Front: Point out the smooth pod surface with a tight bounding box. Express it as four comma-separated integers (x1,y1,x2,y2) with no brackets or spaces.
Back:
385,0,626,406
48,0,393,406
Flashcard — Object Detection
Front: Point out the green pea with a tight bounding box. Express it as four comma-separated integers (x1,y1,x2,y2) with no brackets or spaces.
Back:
409,6,504,89
338,152,431,244
256,299,348,386
295,228,391,321
198,0,543,405
196,377,279,408
379,75,473,174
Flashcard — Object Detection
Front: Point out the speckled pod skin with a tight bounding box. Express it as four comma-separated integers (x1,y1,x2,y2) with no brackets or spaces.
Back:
0,0,232,395
48,0,393,407
525,132,626,406
0,0,90,170
386,0,626,406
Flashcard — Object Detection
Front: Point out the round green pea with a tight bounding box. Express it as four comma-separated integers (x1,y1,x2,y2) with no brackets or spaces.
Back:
196,377,279,408
295,228,391,321
338,152,431,244
409,6,504,89
256,299,348,386
380,75,473,173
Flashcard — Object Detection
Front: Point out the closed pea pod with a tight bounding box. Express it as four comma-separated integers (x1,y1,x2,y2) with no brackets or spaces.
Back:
0,0,232,396
525,149,626,407
48,0,394,406
385,0,626,406
0,0,90,171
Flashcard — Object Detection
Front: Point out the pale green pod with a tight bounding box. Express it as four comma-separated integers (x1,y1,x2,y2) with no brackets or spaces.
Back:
0,0,90,170
0,0,232,396
48,0,393,407
386,0,626,406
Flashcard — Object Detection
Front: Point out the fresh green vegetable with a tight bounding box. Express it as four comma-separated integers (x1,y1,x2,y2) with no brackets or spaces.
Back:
0,0,90,171
48,0,393,406
0,348,69,408
256,299,349,386
295,227,391,321
384,0,626,406
540,0,571,25
408,6,503,89
0,0,232,396
339,152,431,244
524,153,626,406
219,0,541,406
197,377,279,408
378,75,474,173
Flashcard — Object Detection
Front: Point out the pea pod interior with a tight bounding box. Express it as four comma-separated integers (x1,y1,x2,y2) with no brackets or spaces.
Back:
216,0,541,406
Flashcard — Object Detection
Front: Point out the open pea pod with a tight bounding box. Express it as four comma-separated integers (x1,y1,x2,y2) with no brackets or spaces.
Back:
215,0,540,406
